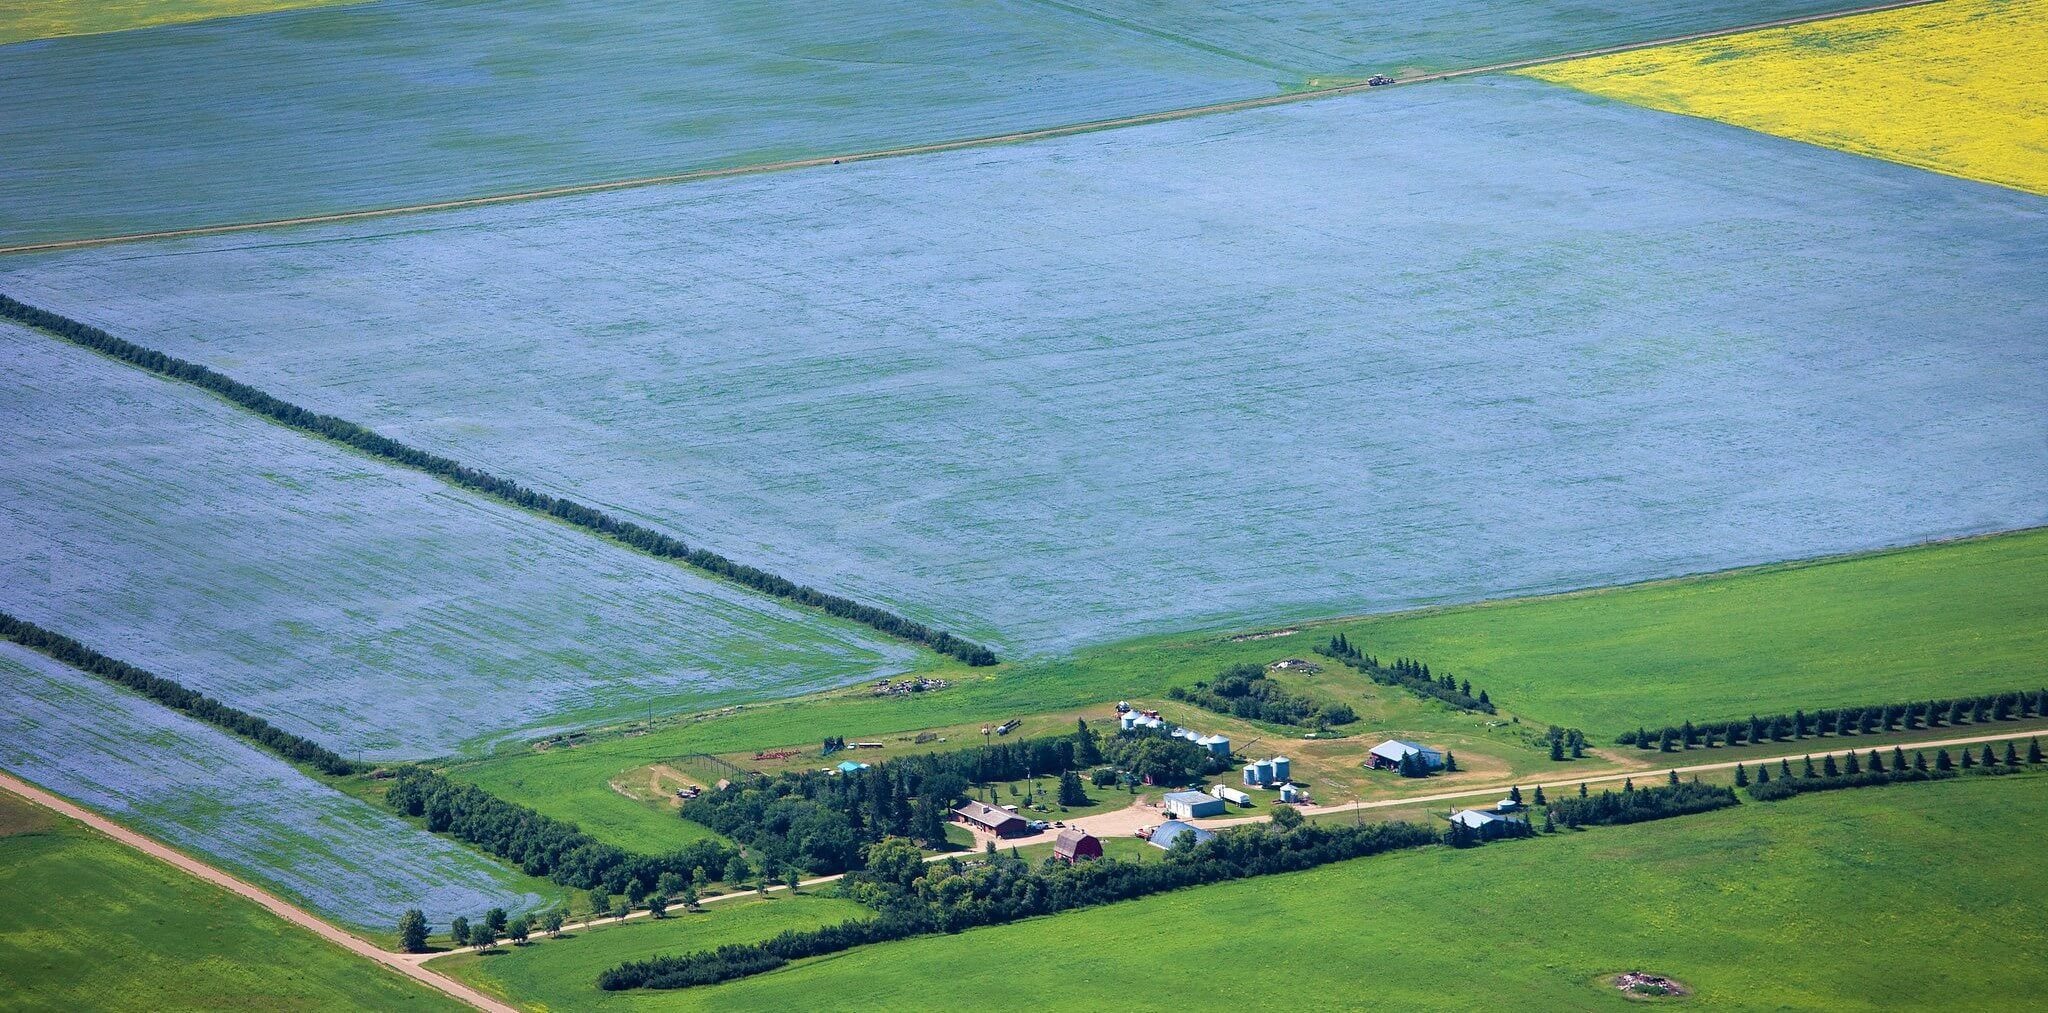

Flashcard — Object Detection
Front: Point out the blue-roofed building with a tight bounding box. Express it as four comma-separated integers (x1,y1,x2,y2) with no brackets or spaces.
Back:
1164,790,1227,819
1148,820,1217,851
835,760,871,774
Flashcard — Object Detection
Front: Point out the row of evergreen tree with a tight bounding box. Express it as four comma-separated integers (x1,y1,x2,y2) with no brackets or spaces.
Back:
1740,738,2042,801
1167,662,1357,728
598,815,1441,991
0,611,363,776
683,723,1108,873
1315,635,1495,713
1615,689,2048,751
1545,777,1739,829
0,294,998,667
384,768,733,894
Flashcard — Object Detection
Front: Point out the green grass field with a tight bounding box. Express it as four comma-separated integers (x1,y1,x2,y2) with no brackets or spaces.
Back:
427,894,868,1011
0,789,463,1012
1314,528,2048,736
676,772,2048,1010
453,529,2048,851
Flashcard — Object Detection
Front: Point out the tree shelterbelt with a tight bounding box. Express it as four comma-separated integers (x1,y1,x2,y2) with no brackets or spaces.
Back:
0,611,363,776
1617,690,2048,751
0,293,999,667
1314,634,1495,713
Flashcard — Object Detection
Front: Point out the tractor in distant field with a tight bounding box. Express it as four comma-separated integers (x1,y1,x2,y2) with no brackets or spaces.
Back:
1367,75,1395,86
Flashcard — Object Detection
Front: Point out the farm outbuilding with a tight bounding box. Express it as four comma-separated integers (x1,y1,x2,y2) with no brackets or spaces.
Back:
1368,740,1444,771
1210,784,1252,806
1053,829,1103,864
1451,808,1525,839
1164,790,1227,820
1147,820,1217,851
954,802,1029,837
1279,782,1306,803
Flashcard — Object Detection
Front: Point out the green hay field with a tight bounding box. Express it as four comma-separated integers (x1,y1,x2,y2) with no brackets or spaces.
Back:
0,789,463,1012
682,773,2048,1010
428,894,869,1012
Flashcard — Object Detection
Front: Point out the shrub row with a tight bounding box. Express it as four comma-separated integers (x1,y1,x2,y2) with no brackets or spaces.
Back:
0,611,363,776
0,294,997,667
1315,635,1494,713
1168,662,1356,728
385,768,733,894
1615,689,2047,751
599,818,1442,990
1547,778,1739,828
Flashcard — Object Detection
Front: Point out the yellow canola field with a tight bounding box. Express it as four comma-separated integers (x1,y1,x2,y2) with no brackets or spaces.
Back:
0,0,359,46
1522,0,2048,195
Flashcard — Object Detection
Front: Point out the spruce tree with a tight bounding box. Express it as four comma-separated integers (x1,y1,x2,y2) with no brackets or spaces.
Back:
2029,738,2043,764
1780,758,1793,779
1823,754,1839,777
2006,741,2022,766
1733,763,1748,787
1912,751,1927,772
1542,808,1557,834
1844,751,1860,775
1667,769,1680,787
1981,745,1998,767
1550,738,1565,762
1636,727,1651,751
1444,752,1458,772
1658,728,1677,753
1793,710,1808,739
1682,721,1699,749
1509,785,1523,804
1936,749,1954,771
1893,747,1908,771
1533,785,1547,806
1960,749,1976,769
1756,765,1770,784
1802,756,1817,779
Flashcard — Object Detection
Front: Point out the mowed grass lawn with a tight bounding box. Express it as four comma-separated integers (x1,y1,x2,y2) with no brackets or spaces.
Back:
0,789,462,1012
428,894,868,1012
1315,528,2048,736
1523,0,2048,195
680,773,2048,1010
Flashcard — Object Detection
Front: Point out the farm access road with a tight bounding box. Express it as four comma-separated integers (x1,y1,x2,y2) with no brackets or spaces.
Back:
0,0,1944,258
0,771,518,1013
1059,727,2045,840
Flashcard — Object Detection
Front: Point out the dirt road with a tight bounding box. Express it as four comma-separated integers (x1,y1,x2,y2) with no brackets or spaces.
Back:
0,0,1942,258
1063,727,2044,839
0,771,518,1013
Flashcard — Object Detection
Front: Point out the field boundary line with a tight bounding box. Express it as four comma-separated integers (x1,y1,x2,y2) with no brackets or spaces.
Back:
0,770,519,1013
0,0,1944,257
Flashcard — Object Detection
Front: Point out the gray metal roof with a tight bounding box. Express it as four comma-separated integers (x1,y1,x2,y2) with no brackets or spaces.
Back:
1148,820,1218,850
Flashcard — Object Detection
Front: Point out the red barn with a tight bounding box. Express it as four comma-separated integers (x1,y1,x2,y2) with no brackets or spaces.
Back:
1053,829,1103,864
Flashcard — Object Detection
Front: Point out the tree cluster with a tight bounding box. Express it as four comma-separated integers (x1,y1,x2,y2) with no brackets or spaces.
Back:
1315,635,1494,713
0,610,363,775
1167,663,1356,728
385,768,733,893
1544,778,1738,829
0,294,998,668
1615,689,2048,751
683,723,1105,871
598,818,1441,991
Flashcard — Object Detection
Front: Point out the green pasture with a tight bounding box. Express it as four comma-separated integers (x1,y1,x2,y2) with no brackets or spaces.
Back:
0,789,462,1012
428,894,867,1012
683,772,2048,1010
1314,528,2048,736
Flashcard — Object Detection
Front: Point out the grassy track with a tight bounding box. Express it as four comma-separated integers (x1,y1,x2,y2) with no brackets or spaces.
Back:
428,895,869,1011
0,789,465,1012
680,772,2048,1010
0,0,355,46
1524,0,2048,195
